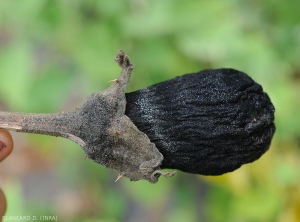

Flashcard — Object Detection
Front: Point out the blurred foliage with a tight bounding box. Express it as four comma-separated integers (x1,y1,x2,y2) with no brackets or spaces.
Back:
0,0,300,222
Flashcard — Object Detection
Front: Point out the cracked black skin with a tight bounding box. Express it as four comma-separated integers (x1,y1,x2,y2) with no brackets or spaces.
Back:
126,68,275,176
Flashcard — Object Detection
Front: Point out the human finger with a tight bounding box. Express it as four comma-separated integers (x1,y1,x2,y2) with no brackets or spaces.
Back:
0,129,13,162
0,188,6,220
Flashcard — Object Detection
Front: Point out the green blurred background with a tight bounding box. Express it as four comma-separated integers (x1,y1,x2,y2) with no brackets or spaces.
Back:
0,0,300,221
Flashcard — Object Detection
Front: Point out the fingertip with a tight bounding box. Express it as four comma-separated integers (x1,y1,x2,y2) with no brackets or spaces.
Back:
0,189,6,219
0,129,13,162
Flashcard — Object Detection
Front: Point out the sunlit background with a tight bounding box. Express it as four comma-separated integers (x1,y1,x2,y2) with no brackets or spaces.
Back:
0,1,300,222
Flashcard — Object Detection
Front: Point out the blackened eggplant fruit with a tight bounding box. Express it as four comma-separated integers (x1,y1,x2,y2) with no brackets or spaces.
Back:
0,50,275,182
126,68,275,176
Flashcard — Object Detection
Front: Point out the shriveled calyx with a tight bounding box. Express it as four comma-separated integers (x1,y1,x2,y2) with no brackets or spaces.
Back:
0,50,176,183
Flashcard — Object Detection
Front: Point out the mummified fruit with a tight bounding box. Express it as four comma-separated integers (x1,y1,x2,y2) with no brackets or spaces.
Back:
0,50,275,182
126,68,275,176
